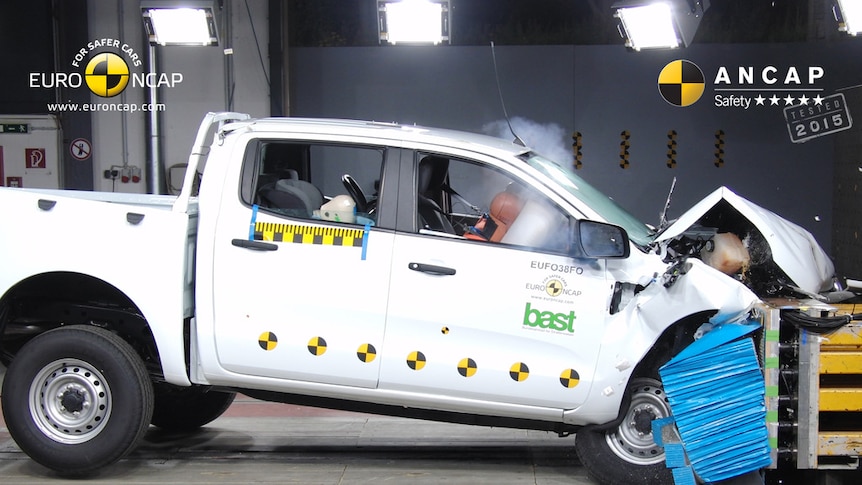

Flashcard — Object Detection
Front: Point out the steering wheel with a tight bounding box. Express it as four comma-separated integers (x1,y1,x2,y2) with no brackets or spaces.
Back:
341,174,369,213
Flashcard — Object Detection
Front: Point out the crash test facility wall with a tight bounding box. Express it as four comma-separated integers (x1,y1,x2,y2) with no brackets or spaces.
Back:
289,42,862,274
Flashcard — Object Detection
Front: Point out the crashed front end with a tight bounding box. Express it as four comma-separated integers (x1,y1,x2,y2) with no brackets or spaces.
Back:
570,186,836,423
654,186,835,299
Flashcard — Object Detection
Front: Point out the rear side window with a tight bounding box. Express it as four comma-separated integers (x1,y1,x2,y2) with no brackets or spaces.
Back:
240,141,384,226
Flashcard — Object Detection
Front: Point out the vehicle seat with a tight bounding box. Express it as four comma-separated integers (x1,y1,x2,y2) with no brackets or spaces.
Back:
417,156,455,233
276,178,324,211
257,177,324,217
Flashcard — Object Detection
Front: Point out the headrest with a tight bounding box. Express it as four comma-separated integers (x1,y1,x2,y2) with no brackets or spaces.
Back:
418,156,449,193
276,178,324,211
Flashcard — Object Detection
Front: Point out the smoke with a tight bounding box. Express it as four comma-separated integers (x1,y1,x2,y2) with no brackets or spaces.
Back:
482,117,571,167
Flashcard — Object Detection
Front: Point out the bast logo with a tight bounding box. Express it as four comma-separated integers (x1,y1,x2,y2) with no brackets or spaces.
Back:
522,302,576,334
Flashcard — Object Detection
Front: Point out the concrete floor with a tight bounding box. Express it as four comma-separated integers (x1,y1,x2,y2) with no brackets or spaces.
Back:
0,364,596,484
2,364,859,485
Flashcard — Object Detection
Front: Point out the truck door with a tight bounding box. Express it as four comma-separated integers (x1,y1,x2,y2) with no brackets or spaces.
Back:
210,139,396,388
380,151,614,410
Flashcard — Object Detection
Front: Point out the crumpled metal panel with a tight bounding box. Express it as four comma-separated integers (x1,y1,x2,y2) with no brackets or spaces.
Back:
655,186,834,295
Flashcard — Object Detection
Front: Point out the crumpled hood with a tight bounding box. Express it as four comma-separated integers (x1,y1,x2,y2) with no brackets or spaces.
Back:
654,186,834,295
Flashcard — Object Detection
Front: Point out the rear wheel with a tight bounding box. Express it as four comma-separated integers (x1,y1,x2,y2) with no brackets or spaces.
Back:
1,325,153,475
575,377,673,485
151,383,236,431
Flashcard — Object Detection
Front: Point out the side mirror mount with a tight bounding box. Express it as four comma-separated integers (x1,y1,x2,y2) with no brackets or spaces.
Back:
574,220,630,259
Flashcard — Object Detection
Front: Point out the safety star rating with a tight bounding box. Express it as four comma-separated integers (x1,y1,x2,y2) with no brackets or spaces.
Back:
720,93,824,109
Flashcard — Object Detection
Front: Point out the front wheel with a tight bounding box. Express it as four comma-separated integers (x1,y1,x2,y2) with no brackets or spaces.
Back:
1,325,154,475
575,377,673,485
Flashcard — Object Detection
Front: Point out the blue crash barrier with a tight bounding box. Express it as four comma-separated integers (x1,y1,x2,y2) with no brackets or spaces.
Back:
657,321,772,484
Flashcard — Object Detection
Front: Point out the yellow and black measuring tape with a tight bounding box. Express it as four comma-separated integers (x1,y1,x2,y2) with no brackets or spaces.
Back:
254,221,364,247
248,205,371,259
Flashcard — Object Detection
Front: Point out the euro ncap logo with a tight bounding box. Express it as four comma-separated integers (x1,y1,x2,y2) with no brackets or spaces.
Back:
85,52,129,97
658,59,705,107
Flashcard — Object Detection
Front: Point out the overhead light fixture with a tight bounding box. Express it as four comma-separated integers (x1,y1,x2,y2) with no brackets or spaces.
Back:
834,0,862,35
378,0,451,45
613,1,710,51
142,0,219,46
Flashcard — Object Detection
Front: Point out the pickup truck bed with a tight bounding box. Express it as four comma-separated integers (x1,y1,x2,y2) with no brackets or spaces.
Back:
0,187,196,384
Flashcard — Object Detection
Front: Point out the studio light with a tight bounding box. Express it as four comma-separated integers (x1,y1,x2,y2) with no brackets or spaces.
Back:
378,0,451,45
139,1,220,194
835,0,862,35
613,1,710,51
142,1,219,46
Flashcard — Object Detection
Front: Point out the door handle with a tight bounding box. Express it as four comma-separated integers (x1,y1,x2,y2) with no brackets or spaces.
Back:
409,262,456,276
231,238,278,251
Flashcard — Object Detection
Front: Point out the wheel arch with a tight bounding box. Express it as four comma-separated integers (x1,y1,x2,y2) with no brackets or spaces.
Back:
629,309,715,381
582,309,716,432
0,271,173,382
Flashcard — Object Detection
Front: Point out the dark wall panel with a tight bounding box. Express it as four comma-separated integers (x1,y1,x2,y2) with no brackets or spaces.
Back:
0,1,55,113
290,43,862,264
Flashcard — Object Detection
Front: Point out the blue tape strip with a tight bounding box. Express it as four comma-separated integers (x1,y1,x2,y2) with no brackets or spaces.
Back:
361,223,371,260
249,204,259,240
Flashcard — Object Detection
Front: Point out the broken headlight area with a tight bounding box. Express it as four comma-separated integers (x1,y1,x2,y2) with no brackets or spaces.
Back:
654,188,836,300
660,223,793,297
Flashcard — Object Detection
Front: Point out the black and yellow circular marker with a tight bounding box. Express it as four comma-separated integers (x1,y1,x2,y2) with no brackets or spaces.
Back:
658,59,705,107
545,279,564,297
258,332,277,351
509,362,529,382
407,351,426,370
307,336,327,356
560,368,580,388
357,343,377,363
85,52,130,98
457,358,477,378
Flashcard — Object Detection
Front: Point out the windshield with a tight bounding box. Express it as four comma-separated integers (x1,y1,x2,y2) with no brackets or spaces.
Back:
523,153,653,247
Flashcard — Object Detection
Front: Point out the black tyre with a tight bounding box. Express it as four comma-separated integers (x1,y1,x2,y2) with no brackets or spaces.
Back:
575,377,674,485
151,382,236,431
1,325,153,475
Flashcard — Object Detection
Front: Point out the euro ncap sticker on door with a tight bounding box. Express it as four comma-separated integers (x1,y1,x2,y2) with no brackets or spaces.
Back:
526,275,583,303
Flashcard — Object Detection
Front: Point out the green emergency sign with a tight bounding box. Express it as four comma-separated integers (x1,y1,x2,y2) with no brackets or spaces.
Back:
0,124,29,134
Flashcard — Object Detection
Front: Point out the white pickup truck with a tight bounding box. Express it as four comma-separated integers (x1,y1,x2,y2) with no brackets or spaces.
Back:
0,112,835,484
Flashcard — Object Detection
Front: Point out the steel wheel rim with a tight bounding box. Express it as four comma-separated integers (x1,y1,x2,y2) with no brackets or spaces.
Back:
605,380,669,466
28,358,112,444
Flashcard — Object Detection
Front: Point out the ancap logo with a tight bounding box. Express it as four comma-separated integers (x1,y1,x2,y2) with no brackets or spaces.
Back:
85,52,130,98
658,59,705,107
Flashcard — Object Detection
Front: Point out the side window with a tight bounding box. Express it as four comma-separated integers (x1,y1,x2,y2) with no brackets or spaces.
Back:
241,141,383,226
415,153,573,254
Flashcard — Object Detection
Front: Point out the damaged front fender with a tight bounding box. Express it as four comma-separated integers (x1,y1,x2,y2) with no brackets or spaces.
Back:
564,258,758,424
